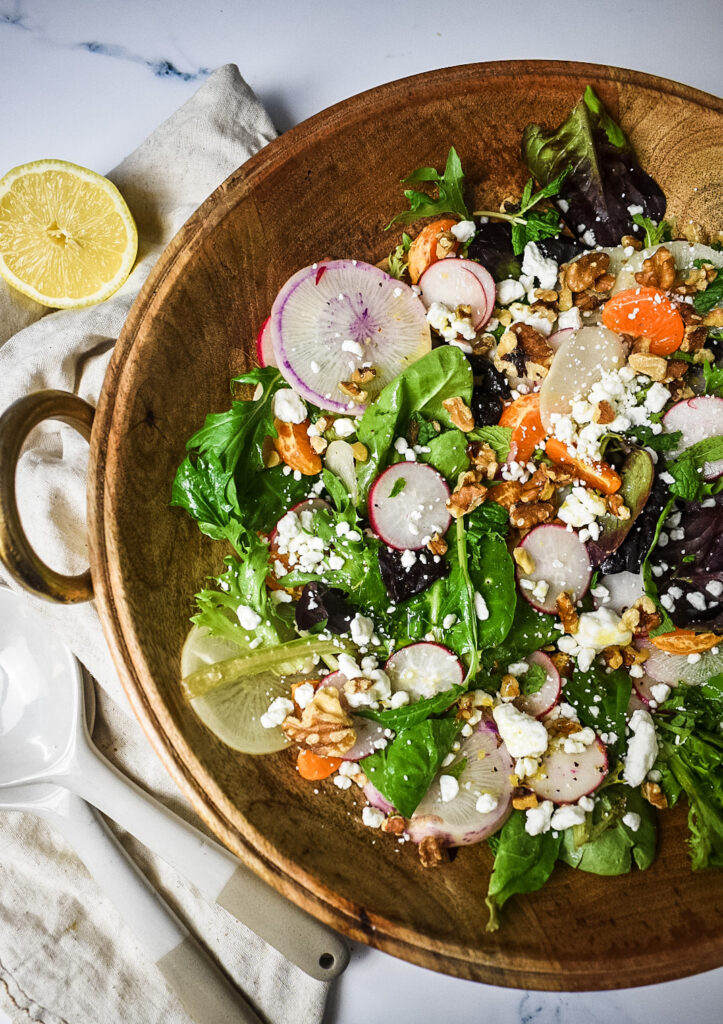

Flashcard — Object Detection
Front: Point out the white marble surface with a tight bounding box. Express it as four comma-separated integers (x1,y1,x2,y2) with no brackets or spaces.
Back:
1,1,721,1022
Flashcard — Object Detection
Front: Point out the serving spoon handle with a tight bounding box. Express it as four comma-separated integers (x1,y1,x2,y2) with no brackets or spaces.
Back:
64,739,348,980
30,789,263,1024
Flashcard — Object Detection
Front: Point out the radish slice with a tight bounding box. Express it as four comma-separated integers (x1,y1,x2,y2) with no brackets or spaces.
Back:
517,524,592,614
385,642,463,702
461,260,496,325
593,571,644,614
529,737,608,804
270,260,430,413
324,440,359,503
632,673,674,709
547,327,574,353
513,651,561,719
256,316,277,368
407,719,514,846
418,259,490,329
636,639,723,687
318,672,388,761
663,397,723,480
368,462,451,551
363,781,396,815
539,326,625,432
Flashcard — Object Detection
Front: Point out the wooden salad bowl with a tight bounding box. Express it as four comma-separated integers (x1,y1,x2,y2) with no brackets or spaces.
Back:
2,61,723,989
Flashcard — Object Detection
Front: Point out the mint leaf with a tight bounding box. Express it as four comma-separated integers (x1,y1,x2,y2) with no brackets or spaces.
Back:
387,146,469,227
692,264,723,315
631,213,674,248
389,477,406,498
520,661,547,696
703,359,723,397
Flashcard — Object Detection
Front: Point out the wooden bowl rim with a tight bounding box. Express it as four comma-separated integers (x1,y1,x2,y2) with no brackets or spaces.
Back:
88,59,723,989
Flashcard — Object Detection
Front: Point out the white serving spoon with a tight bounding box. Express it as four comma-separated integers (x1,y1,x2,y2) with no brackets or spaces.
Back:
0,588,348,980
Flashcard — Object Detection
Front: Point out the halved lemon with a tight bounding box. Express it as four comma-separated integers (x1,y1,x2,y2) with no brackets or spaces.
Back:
0,158,138,308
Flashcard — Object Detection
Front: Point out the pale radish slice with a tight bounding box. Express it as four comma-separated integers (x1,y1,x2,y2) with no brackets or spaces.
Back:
663,397,723,480
270,260,430,413
418,259,489,329
513,651,561,719
385,641,463,702
318,672,388,761
325,439,359,503
612,241,723,295
529,737,608,804
632,673,674,709
407,719,514,845
256,316,277,367
368,462,451,551
516,524,592,614
460,260,496,325
547,327,574,353
363,781,396,815
593,571,644,614
539,326,625,432
636,639,723,687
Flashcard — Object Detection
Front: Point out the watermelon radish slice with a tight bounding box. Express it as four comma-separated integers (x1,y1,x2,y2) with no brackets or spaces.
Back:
318,672,388,761
269,260,430,413
663,396,723,480
368,462,451,550
385,641,463,702
418,258,492,330
513,650,561,719
529,737,608,804
516,523,592,614
256,316,277,368
406,719,513,845
635,638,723,687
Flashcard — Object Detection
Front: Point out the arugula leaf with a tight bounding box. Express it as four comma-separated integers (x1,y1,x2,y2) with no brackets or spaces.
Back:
522,85,666,247
485,812,562,931
520,661,547,696
693,263,723,315
356,347,473,504
559,786,657,874
363,717,461,817
387,232,412,279
473,167,570,256
703,359,723,397
632,214,674,248
356,684,466,731
387,146,469,227
565,664,631,759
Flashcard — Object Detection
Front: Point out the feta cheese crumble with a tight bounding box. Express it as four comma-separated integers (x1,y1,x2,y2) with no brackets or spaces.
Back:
260,697,294,729
272,388,307,424
492,703,549,759
623,709,658,787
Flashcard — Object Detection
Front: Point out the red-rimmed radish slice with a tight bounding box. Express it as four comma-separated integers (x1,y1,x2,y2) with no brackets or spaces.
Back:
547,327,574,353
513,651,561,719
461,260,496,325
270,260,430,413
516,523,592,614
256,316,277,367
539,326,625,432
385,641,463,702
632,673,674,710
368,462,450,551
318,672,388,761
529,737,608,804
406,719,514,846
663,397,723,480
635,638,723,687
268,497,330,546
418,259,490,330
363,781,396,815
592,571,644,614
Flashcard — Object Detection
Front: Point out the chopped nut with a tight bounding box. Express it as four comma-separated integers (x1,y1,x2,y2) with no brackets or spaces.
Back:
427,532,448,556
601,645,624,670
381,815,406,835
593,400,616,425
497,308,513,327
549,651,574,678
466,441,498,480
510,322,553,365
672,266,709,295
641,780,668,810
634,246,676,290
545,717,583,738
664,359,689,382
680,221,708,245
533,288,559,304
486,480,524,509
338,380,368,403
556,592,579,634
591,273,616,294
631,336,652,354
264,449,282,468
442,396,475,432
693,348,715,364
310,435,328,454
703,308,723,328
564,252,611,292
621,234,643,251
316,416,330,433
509,501,555,530
606,493,631,520
472,333,495,355
621,596,661,636
557,283,573,311
668,379,695,402
500,675,520,699
679,324,708,354
447,482,488,519
435,230,457,259
282,688,357,757
497,330,518,358
627,352,668,381
350,366,377,385
418,835,448,868
512,546,536,575
344,676,374,696
524,360,549,382
573,290,602,312
512,792,539,811
351,441,368,462
519,468,555,503
621,644,649,667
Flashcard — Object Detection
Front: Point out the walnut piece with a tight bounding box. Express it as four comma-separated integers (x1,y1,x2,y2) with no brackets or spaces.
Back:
350,366,377,385
510,322,554,365
418,835,448,868
446,482,488,519
381,815,406,836
641,780,668,809
627,352,668,381
487,480,524,509
427,532,448,556
593,400,616,425
545,717,584,739
703,308,723,328
606,493,631,520
620,596,661,636
500,675,520,698
564,252,611,292
509,501,555,530
338,380,368,403
549,651,574,678
442,396,475,432
620,234,643,251
601,645,624,670
513,546,536,575
634,246,676,290
281,688,357,757
556,592,579,634
466,441,498,480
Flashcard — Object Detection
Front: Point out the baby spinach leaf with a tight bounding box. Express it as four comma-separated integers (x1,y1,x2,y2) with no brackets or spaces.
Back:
559,786,656,875
565,664,631,759
485,811,562,931
522,86,666,246
703,360,723,398
363,717,461,818
481,599,561,670
387,146,469,227
356,684,466,730
467,531,517,651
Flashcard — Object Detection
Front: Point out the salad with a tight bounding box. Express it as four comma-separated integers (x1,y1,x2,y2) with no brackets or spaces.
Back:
172,87,723,928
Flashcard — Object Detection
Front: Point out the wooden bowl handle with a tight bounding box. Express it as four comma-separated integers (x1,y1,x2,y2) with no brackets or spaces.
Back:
0,389,95,603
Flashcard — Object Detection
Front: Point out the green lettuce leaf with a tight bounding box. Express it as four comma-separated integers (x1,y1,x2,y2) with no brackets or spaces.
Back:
485,811,562,931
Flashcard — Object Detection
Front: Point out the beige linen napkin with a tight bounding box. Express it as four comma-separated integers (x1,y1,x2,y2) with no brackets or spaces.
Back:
0,65,329,1024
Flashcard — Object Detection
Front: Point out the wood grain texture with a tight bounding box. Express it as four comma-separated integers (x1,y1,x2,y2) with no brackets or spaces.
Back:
88,61,723,989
